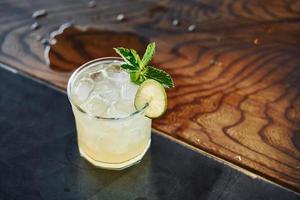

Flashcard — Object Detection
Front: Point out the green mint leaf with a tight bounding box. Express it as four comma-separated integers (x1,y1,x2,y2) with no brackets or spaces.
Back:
141,42,155,69
114,47,141,70
143,66,174,88
121,64,138,72
114,42,175,88
131,49,142,64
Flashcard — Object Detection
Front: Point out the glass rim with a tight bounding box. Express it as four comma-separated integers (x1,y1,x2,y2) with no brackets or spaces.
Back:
67,57,148,121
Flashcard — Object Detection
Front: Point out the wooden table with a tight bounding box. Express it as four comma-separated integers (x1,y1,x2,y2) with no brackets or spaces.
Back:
1,0,300,192
1,67,299,199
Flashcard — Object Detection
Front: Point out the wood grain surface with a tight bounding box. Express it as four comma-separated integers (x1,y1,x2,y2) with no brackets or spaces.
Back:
0,0,300,192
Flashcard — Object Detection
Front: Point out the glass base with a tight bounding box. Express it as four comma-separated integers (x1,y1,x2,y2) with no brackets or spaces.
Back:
79,140,151,170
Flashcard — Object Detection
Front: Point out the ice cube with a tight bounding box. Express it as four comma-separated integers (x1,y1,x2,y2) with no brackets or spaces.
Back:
120,82,138,101
115,100,136,114
98,86,120,102
110,71,129,82
94,80,120,103
102,89,119,102
73,78,94,102
106,64,129,82
93,79,120,102
93,79,111,92
89,70,106,82
80,94,108,116
101,89,119,102
106,63,121,72
104,102,128,118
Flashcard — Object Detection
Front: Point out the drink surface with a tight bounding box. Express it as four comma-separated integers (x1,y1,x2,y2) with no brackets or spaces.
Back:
69,59,151,169
72,61,139,118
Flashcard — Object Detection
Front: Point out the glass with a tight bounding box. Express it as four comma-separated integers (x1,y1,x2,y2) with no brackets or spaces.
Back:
67,57,152,170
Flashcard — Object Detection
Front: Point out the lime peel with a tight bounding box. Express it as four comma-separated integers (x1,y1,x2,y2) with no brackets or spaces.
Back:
134,79,167,118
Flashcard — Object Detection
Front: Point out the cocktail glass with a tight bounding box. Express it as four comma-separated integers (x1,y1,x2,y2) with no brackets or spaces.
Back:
67,57,151,170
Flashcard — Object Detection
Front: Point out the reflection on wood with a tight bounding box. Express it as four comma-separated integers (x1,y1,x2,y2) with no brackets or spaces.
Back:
0,0,300,191
47,26,148,71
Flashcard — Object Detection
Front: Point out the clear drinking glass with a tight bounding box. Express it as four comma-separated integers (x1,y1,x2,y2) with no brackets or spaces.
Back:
67,58,152,170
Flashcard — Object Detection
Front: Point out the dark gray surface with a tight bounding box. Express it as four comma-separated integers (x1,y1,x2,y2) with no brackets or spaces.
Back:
0,67,299,200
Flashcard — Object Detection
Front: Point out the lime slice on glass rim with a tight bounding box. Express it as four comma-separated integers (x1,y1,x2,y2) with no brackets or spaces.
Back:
134,79,167,118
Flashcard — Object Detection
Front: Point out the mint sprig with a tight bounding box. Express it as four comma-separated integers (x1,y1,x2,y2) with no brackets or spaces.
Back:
114,42,174,88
